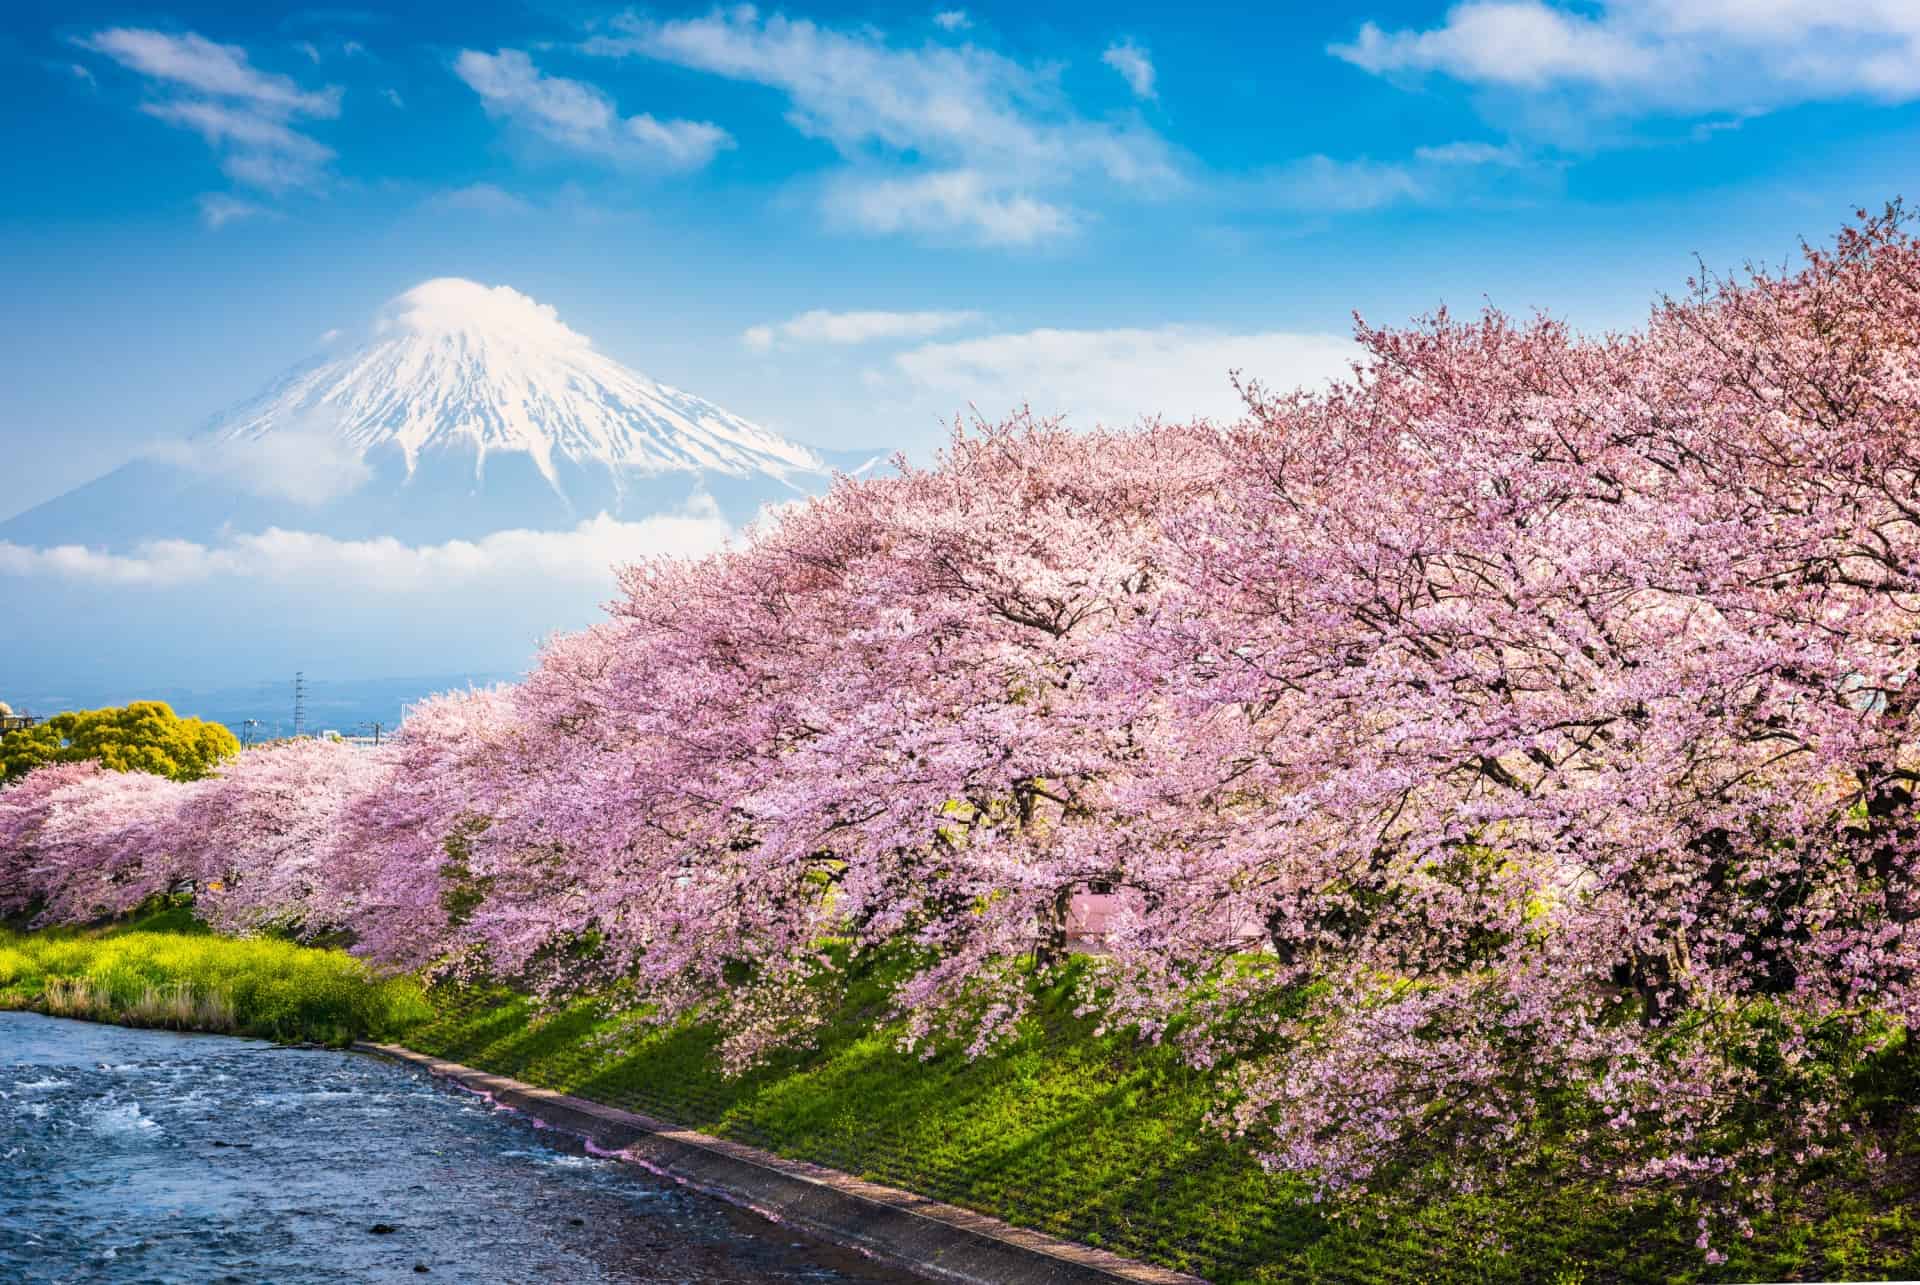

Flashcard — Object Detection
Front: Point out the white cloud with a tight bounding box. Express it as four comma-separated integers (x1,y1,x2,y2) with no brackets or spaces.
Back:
0,506,733,591
382,87,405,109
80,29,342,115
428,182,535,215
624,113,736,167
453,48,732,169
824,168,1077,246
587,9,1180,245
219,151,329,192
1333,4,1652,90
933,11,971,32
1414,140,1525,165
1256,155,1426,211
602,11,1177,181
148,426,371,506
198,193,274,228
743,308,982,350
296,40,322,65
70,63,96,85
889,325,1359,428
1332,1,1920,118
1237,145,1560,214
144,98,317,150
144,99,336,191
79,28,340,193
381,279,588,347
1102,40,1156,99
1689,116,1748,141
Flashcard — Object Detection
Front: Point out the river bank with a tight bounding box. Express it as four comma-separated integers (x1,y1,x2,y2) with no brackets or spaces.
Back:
362,1041,1203,1285
5,913,1917,1283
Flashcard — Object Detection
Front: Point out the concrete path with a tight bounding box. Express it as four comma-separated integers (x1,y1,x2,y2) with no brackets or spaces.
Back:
356,1042,1208,1285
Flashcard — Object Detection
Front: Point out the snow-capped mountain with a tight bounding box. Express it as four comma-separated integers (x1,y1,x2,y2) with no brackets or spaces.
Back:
223,278,829,488
3,279,879,548
0,278,888,697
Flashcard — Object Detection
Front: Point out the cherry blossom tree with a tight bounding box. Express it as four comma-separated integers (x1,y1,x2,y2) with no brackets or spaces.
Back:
0,761,205,923
442,417,1230,1059
1092,206,1920,1250
324,685,528,971
1,761,108,918
175,736,390,935
7,206,1920,1258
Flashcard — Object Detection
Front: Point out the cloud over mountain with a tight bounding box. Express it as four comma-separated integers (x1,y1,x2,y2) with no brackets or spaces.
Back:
0,504,730,590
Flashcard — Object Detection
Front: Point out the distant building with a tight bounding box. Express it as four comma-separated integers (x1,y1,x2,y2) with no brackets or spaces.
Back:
0,701,39,734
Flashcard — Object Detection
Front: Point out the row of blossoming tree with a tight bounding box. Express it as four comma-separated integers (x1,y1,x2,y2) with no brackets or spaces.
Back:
7,209,1920,1254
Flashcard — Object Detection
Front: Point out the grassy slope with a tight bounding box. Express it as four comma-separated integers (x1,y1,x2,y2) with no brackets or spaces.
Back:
4,909,1913,1282
407,967,1920,1285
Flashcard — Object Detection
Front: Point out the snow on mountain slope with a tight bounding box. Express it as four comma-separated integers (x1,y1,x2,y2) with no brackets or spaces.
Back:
217,278,828,492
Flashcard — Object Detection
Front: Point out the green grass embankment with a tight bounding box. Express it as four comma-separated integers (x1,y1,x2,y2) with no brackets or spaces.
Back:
0,905,430,1045
407,965,1920,1285
5,907,1914,1283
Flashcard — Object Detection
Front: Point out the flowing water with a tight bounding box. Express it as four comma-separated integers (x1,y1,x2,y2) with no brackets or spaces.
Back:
0,1011,919,1283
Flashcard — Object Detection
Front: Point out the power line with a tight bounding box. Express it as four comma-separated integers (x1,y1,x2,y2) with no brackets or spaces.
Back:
292,672,307,739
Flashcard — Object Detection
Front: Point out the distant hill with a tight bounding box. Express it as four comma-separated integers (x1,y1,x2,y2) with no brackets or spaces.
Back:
0,673,520,740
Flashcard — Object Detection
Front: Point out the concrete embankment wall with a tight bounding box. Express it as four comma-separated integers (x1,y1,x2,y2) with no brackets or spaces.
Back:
356,1043,1206,1285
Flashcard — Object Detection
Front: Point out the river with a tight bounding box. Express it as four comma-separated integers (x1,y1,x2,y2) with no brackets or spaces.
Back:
0,1011,921,1283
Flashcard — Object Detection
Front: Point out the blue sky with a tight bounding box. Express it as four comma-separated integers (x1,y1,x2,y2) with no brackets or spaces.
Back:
5,0,1920,520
